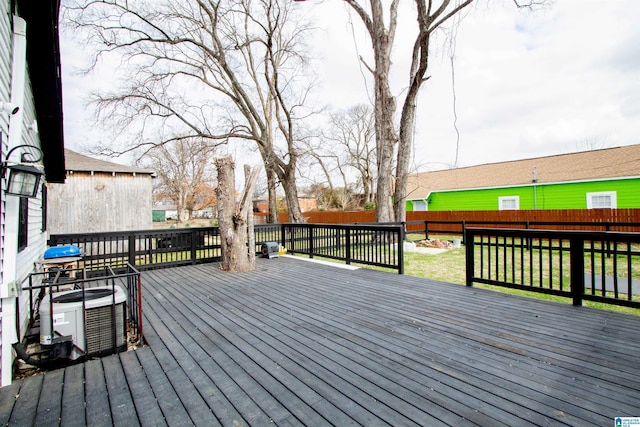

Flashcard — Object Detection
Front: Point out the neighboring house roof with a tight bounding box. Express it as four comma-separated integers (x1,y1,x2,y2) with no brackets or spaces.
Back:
407,144,640,198
64,149,155,175
18,0,65,182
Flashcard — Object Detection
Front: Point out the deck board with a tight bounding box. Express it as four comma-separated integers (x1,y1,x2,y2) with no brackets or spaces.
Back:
34,369,64,426
8,373,42,425
119,351,166,427
84,358,113,427
1,257,640,426
102,354,139,427
60,363,86,427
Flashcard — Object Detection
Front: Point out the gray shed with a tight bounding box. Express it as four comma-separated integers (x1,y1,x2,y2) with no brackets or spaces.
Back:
47,149,155,233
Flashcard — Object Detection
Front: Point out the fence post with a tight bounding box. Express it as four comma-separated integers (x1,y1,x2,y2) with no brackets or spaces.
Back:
465,228,474,287
569,236,585,306
424,220,429,240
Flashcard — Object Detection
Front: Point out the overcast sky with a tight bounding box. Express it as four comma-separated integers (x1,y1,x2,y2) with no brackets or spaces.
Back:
60,0,640,172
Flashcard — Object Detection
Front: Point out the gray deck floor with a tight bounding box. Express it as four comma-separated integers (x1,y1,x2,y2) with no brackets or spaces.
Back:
1,256,639,426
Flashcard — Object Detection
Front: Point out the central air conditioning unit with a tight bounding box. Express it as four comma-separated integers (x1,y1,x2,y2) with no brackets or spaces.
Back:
39,286,127,360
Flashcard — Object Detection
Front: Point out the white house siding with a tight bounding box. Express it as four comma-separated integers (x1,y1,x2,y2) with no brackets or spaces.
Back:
15,79,45,356
0,5,48,386
0,0,14,387
47,172,153,234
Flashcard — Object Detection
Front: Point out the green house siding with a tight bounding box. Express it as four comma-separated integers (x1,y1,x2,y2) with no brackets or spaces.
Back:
409,178,640,211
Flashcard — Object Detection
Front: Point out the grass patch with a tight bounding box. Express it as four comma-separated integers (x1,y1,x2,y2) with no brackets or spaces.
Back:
403,237,640,316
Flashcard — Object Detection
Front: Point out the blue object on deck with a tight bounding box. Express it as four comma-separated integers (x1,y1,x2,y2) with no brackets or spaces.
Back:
43,245,81,259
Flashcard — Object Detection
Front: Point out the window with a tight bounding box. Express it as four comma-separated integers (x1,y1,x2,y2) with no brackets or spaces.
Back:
18,197,28,251
412,200,427,211
499,196,519,211
587,191,616,209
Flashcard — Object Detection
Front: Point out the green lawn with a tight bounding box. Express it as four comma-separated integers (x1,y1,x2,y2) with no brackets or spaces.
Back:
402,235,640,316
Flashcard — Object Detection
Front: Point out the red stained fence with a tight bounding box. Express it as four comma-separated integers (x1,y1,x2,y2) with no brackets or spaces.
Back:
266,209,640,233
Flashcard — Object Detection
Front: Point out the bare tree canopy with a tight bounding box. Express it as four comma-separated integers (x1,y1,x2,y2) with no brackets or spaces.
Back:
65,0,315,222
143,139,217,222
343,0,550,222
325,104,376,205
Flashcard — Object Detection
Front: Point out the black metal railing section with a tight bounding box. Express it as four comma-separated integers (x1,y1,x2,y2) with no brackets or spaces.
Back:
49,225,282,271
22,264,143,364
50,223,403,273
464,228,640,308
281,223,405,274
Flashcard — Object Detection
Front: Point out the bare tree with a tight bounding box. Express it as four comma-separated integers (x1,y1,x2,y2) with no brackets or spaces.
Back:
343,0,548,222
64,0,313,223
344,0,399,222
144,140,217,222
576,134,614,152
325,105,376,205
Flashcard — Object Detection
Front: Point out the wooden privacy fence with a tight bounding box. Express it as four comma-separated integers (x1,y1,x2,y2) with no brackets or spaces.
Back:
277,209,640,234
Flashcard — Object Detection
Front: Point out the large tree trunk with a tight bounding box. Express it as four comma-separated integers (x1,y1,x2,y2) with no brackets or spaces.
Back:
267,168,278,223
371,0,396,223
215,156,260,272
347,0,398,223
395,92,418,223
280,167,304,223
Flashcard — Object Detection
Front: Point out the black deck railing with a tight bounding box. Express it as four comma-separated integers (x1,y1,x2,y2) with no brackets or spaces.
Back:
281,223,405,274
464,227,640,308
49,223,404,273
49,224,282,271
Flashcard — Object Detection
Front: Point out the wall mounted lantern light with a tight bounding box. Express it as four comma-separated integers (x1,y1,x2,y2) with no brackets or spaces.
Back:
1,144,44,198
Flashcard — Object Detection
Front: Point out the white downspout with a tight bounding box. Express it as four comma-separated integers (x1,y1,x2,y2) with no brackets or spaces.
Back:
1,15,27,386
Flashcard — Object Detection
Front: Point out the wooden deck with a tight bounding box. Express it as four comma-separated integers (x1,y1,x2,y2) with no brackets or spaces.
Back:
1,256,639,426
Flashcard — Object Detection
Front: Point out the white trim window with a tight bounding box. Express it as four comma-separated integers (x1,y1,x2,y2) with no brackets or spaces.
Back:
587,191,617,209
412,200,428,211
498,196,520,211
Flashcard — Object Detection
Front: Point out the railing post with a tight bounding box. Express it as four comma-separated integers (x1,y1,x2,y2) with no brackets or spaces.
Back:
128,235,136,267
308,225,314,259
570,236,585,306
461,220,466,244
465,228,474,287
345,228,351,265
398,225,404,274
190,229,197,264
281,224,286,251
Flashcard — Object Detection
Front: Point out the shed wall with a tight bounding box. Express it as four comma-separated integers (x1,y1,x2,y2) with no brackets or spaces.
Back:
47,172,152,234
